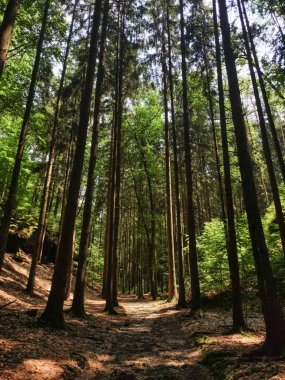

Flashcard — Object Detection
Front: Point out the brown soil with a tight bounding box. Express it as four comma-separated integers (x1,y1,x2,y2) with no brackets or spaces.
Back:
0,252,285,380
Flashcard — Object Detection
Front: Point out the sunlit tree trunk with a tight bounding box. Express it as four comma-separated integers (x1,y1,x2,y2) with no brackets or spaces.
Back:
166,1,186,307
179,0,201,311
161,21,177,302
104,5,123,313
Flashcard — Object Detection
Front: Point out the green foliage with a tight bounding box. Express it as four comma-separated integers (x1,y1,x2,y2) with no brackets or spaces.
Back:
197,216,257,295
262,187,285,286
197,219,229,294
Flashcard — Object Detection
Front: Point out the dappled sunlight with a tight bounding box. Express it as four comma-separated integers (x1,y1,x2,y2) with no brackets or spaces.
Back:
15,359,64,380
1,254,285,379
208,332,263,348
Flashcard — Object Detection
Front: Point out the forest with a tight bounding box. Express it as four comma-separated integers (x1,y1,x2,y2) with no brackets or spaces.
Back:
0,0,285,378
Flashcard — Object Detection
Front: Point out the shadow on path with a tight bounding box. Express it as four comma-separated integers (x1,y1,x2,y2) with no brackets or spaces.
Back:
92,294,212,380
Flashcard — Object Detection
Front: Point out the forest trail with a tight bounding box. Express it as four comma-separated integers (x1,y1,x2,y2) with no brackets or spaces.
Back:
92,295,212,379
1,253,285,380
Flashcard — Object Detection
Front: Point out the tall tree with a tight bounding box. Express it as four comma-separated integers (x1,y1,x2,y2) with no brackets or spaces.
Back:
179,0,201,311
0,0,50,272
40,0,103,328
161,13,177,302
26,0,79,295
71,0,110,318
241,0,285,186
166,0,187,307
105,4,125,311
218,0,285,355
0,0,20,77
236,0,285,260
212,0,245,331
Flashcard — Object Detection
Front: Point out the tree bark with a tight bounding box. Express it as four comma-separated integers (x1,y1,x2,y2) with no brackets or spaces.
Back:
241,0,285,186
179,0,201,311
166,1,187,307
212,0,245,331
71,0,110,317
0,0,50,272
112,9,124,308
104,5,123,313
40,0,103,328
237,0,285,260
26,0,78,294
161,19,177,302
218,0,285,354
0,0,20,77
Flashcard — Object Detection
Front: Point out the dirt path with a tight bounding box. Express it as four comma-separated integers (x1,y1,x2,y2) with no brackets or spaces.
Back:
92,295,212,379
2,253,285,379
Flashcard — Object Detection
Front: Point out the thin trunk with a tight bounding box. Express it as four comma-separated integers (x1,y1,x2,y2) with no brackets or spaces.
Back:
40,0,103,328
179,0,201,310
202,37,226,222
112,9,124,307
65,230,76,301
166,1,186,307
241,0,285,185
142,159,157,300
237,0,285,260
102,135,114,298
213,0,245,330
0,0,50,272
104,7,121,313
161,22,177,302
218,0,285,354
26,1,78,294
71,0,109,317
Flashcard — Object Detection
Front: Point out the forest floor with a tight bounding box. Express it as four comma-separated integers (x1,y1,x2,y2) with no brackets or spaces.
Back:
0,253,285,379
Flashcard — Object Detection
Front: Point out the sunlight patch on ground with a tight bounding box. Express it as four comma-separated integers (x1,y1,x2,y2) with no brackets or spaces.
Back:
14,359,63,380
0,288,32,309
270,373,285,380
0,338,18,356
208,333,263,348
96,354,115,363
124,352,200,368
118,325,152,333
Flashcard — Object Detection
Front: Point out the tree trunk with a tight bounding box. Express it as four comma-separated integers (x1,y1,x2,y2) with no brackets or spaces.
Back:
26,0,78,295
102,135,114,299
40,0,103,328
166,1,186,307
237,0,285,260
0,0,20,77
0,0,50,272
218,0,285,355
71,0,109,318
65,230,76,301
179,0,201,311
112,9,124,308
104,5,123,313
161,21,177,302
241,0,285,186
212,0,245,331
